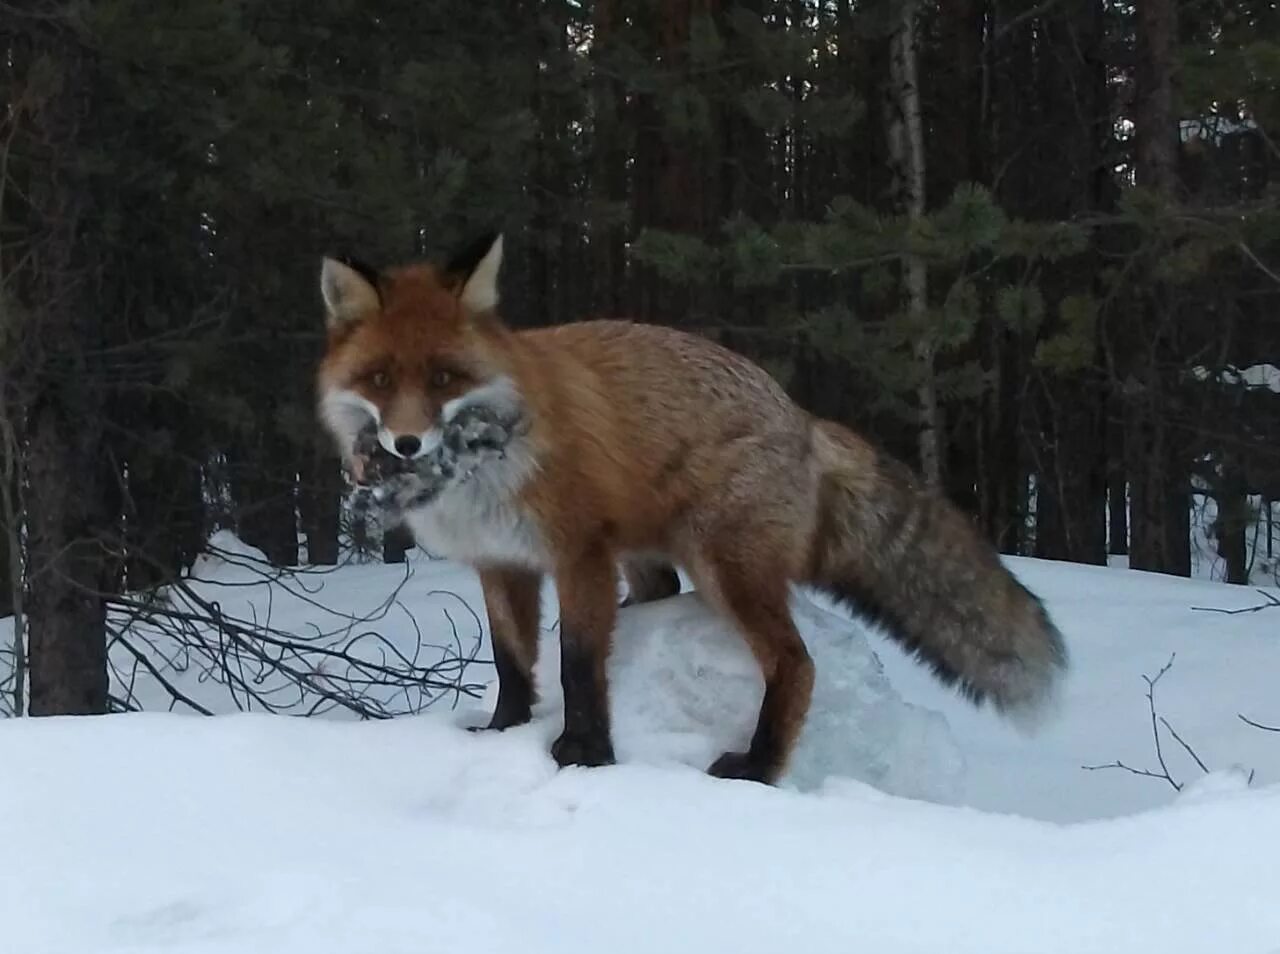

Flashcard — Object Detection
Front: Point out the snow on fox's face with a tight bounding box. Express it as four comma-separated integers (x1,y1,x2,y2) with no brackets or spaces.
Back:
315,237,509,465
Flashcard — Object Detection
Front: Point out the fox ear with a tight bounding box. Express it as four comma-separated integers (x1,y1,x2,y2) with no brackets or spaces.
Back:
445,233,503,314
320,256,381,326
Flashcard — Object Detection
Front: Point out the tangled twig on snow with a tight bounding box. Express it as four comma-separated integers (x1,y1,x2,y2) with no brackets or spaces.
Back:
1082,654,1260,790
102,547,488,718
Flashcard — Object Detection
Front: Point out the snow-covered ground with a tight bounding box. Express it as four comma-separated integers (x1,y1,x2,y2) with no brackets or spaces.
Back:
6,709,1280,954
859,558,1279,822
2,537,1279,952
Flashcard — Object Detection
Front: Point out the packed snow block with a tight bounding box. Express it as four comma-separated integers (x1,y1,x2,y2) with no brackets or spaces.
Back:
520,590,963,801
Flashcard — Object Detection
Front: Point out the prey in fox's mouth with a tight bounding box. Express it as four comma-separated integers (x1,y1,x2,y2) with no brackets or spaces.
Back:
343,401,527,515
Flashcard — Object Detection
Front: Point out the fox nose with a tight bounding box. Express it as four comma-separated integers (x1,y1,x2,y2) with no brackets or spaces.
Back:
393,435,421,458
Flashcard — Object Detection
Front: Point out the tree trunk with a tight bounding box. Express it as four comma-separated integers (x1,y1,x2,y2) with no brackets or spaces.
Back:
231,434,299,567
1033,397,1107,564
978,327,1025,552
1107,388,1128,555
632,0,711,327
0,456,22,715
1135,0,1179,196
26,401,110,715
1028,2,1109,566
1127,0,1189,576
1108,470,1129,556
1127,386,1191,575
301,450,342,566
0,499,10,619
17,22,110,716
123,429,205,588
1214,461,1250,584
383,523,413,564
526,12,554,330
885,0,939,486
589,0,627,320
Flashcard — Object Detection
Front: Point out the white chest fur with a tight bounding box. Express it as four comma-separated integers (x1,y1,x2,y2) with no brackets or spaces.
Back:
400,441,546,569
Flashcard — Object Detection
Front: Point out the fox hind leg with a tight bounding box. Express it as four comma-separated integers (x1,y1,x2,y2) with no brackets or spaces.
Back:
696,556,814,784
619,558,681,607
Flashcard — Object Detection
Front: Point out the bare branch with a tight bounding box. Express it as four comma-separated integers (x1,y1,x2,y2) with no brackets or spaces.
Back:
1235,239,1280,287
1143,655,1179,787
1190,590,1280,615
95,551,490,720
1081,760,1181,789
1238,714,1280,733
1080,654,1226,793
1159,716,1210,774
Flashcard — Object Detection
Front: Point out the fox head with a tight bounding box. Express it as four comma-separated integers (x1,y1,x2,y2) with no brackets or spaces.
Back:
316,233,516,470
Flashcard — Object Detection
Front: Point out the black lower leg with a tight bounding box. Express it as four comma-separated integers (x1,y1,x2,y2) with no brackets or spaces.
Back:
551,630,615,767
709,632,813,785
709,681,790,783
483,633,533,730
475,567,541,732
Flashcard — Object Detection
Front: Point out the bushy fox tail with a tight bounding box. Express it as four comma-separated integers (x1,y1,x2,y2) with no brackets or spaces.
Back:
806,421,1066,720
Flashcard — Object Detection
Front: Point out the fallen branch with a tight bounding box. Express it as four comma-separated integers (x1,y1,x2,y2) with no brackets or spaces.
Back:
99,553,489,719
1190,589,1280,615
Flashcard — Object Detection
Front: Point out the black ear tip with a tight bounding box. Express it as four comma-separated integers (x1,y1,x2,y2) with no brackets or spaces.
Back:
445,230,503,279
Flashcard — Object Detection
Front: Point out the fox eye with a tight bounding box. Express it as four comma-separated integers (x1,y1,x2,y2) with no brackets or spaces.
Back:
430,368,453,389
370,370,391,389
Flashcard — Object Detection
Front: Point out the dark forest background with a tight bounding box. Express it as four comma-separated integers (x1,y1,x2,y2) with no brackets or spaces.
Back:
2,0,1278,715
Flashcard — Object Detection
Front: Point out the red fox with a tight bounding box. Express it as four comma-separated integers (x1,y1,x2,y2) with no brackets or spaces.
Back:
316,233,1066,783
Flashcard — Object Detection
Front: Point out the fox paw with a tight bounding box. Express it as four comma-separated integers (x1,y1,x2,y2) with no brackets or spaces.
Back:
708,751,774,784
467,713,531,734
466,694,533,733
551,729,616,769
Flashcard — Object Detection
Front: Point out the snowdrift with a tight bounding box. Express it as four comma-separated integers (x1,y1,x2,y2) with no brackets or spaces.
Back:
2,713,1278,954
553,591,962,800
4,537,1280,952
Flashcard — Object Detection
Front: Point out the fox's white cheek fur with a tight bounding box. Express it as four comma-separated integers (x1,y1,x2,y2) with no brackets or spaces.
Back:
319,389,381,455
441,376,523,424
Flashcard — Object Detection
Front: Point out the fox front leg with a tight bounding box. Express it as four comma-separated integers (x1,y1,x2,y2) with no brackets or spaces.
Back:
549,544,618,769
475,567,542,731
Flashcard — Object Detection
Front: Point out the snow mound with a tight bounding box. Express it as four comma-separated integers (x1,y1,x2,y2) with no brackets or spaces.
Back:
870,557,1280,821
514,591,962,800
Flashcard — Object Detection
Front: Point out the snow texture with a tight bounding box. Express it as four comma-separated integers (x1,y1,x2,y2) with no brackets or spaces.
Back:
570,592,962,800
2,709,1279,954
860,557,1280,822
3,540,1280,952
